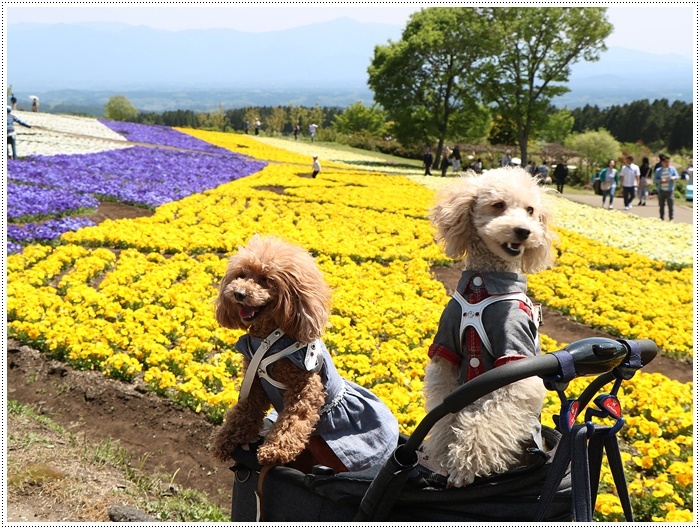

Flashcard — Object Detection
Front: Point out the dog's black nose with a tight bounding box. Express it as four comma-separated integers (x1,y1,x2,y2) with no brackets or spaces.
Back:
233,290,247,302
514,227,531,241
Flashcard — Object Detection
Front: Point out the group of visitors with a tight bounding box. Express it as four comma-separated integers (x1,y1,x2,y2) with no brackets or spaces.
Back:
422,145,488,177
424,145,467,177
593,154,686,221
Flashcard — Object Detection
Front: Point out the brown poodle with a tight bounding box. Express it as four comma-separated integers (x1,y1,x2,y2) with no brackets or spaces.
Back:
211,235,398,472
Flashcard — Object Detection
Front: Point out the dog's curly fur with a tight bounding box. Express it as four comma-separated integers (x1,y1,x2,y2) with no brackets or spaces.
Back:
210,235,332,466
423,167,554,487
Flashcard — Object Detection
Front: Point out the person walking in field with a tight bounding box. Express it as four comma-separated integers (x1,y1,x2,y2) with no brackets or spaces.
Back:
553,158,569,194
311,155,321,178
254,119,261,135
440,147,451,177
619,155,640,210
654,154,679,221
309,123,318,142
499,149,512,167
598,159,619,209
293,123,300,140
450,145,462,172
7,106,32,159
423,147,434,176
637,156,652,206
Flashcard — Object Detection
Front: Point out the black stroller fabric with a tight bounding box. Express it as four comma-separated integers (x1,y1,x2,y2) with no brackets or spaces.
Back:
231,426,572,522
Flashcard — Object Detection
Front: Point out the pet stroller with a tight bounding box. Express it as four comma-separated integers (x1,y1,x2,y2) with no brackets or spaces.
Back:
227,337,657,522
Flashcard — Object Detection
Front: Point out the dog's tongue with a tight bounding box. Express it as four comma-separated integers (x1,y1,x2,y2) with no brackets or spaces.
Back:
239,306,259,319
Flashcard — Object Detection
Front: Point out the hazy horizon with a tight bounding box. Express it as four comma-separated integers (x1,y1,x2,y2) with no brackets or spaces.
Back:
6,4,695,58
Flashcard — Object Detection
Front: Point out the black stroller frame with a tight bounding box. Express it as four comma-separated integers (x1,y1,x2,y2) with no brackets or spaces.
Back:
228,336,657,522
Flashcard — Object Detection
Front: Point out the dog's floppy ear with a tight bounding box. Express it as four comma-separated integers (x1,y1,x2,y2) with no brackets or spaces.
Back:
269,245,332,344
215,255,245,329
522,195,556,273
429,176,480,259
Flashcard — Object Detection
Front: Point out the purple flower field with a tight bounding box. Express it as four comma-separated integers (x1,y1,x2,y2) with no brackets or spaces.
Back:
100,120,231,155
8,217,97,245
9,147,265,208
8,123,267,254
8,182,100,221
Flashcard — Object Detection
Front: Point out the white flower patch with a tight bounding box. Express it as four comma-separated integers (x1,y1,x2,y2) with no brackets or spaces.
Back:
255,136,425,176
13,111,127,141
549,196,693,266
12,111,131,157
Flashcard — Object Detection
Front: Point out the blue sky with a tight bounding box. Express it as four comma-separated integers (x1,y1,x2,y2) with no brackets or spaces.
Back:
6,3,695,58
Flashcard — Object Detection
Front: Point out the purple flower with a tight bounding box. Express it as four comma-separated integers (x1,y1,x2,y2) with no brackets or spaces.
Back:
8,217,96,244
100,120,230,154
9,146,266,209
7,242,24,255
8,182,99,221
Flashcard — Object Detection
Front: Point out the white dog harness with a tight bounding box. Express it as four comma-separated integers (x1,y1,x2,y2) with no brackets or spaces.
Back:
238,328,323,402
455,290,537,354
430,274,541,382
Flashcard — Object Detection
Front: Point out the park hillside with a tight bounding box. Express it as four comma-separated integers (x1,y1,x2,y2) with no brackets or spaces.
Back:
6,6,693,524
6,109,694,522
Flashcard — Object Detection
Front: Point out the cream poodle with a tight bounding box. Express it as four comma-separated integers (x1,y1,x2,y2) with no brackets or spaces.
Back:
211,235,398,473
421,167,555,487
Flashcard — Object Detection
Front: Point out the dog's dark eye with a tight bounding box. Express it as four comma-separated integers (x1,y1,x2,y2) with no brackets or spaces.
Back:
266,278,276,288
492,202,505,210
526,206,535,215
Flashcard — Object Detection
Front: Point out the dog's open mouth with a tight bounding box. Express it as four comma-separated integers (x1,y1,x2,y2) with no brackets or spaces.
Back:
239,304,266,322
502,242,523,256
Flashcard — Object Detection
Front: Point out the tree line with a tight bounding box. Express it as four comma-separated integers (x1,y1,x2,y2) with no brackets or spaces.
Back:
570,99,692,152
134,105,343,136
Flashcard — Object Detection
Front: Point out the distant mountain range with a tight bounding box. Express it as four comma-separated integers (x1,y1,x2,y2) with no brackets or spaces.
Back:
7,19,693,114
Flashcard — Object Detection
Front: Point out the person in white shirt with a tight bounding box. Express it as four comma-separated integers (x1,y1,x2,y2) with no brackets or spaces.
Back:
309,123,318,142
619,155,640,210
311,155,321,178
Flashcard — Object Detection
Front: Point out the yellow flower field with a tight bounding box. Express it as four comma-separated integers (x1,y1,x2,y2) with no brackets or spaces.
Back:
7,129,693,522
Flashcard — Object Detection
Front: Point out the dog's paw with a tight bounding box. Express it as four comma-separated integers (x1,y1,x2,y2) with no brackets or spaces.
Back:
446,470,477,488
256,443,290,467
210,434,238,463
210,427,257,462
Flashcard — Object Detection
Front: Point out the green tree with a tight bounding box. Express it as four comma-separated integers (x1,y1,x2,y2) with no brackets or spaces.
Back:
476,7,613,166
308,104,325,129
539,108,575,144
266,106,287,135
368,7,495,165
104,95,138,122
332,101,387,136
565,128,621,179
197,103,227,131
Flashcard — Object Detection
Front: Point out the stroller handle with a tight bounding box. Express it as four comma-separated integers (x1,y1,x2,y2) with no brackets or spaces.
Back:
397,337,657,462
